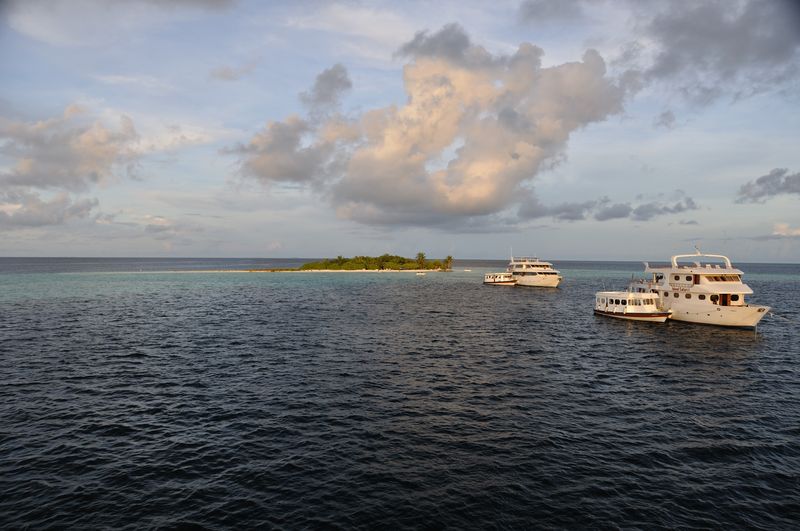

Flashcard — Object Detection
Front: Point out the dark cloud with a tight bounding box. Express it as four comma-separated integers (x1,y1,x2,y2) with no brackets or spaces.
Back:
736,168,800,203
0,190,97,229
595,202,633,221
395,23,496,68
653,109,675,129
519,196,599,221
223,117,326,184
299,64,352,114
643,0,800,104
519,0,585,23
631,196,698,221
520,192,698,223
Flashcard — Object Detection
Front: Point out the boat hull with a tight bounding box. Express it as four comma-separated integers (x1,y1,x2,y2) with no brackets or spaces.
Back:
594,309,670,323
483,281,517,286
514,275,562,288
664,304,770,328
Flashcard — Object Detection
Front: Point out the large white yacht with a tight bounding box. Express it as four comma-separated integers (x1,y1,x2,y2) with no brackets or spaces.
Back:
629,250,769,328
508,256,562,288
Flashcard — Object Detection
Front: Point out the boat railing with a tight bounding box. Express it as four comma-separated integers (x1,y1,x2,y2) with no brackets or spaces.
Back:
671,252,732,269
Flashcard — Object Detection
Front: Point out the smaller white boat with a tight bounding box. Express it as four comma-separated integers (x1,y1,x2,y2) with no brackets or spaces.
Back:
484,272,516,285
416,272,426,276
595,291,671,322
463,269,472,272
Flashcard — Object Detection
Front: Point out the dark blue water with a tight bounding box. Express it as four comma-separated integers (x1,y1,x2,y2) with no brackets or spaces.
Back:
1,258,799,529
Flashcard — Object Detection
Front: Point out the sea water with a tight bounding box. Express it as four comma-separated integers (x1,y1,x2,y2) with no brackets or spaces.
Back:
1,258,798,528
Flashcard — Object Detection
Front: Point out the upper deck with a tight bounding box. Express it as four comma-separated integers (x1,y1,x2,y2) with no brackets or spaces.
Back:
509,257,556,268
643,252,743,276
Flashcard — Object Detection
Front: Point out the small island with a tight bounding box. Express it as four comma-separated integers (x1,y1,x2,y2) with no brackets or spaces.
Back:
300,253,453,271
248,253,453,272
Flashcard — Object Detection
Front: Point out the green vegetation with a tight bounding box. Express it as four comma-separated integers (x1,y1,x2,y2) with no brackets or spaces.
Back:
299,253,453,271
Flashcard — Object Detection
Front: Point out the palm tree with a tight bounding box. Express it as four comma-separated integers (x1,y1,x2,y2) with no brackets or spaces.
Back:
416,252,426,269
444,255,453,271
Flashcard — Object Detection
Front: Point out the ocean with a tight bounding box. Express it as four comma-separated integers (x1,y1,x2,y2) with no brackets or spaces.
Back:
1,258,798,528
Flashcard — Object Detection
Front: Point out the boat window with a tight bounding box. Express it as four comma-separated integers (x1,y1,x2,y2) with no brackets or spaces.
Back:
699,294,706,300
674,292,679,298
685,293,691,299
731,294,739,301
663,291,669,297
674,275,680,281
710,294,719,303
685,275,692,281
622,300,627,305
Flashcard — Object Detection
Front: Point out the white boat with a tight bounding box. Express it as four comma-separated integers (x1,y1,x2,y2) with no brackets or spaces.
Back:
628,250,770,328
483,272,516,285
595,291,671,322
508,256,562,287
416,272,426,276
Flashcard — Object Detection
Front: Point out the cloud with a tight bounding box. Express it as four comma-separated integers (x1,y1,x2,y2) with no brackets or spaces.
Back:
299,64,352,115
0,190,97,229
3,0,235,46
395,22,489,66
209,59,258,81
594,202,633,221
748,222,800,241
772,222,800,237
0,104,208,232
631,196,697,221
519,0,585,23
518,1,800,106
519,193,698,223
653,109,675,129
519,196,599,221
231,25,626,227
223,115,353,186
627,0,800,105
0,105,139,192
736,168,800,203
141,214,201,242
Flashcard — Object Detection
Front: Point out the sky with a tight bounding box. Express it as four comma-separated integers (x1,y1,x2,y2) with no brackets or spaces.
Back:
1,0,799,262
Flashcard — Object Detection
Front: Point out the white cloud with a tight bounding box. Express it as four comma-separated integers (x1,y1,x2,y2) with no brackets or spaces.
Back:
231,25,626,227
773,222,800,237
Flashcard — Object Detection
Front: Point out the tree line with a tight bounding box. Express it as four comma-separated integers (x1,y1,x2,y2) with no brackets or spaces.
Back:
300,253,454,271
